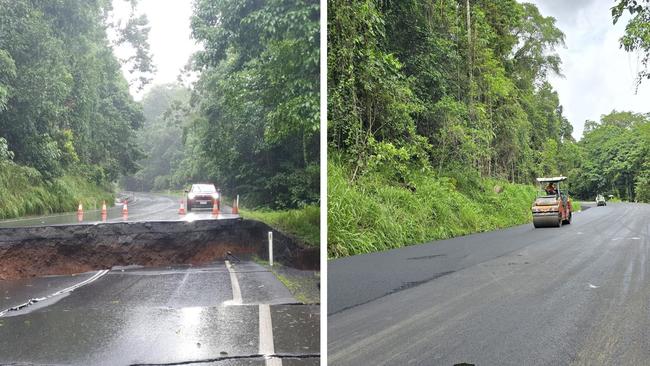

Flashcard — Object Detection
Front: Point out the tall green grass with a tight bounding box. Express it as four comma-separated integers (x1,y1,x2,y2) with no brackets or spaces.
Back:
572,201,582,212
0,162,114,219
328,159,537,258
241,205,320,247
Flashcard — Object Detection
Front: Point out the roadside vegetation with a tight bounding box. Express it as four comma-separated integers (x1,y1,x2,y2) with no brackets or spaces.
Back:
0,1,152,219
328,0,649,258
241,205,320,248
0,159,113,219
329,158,536,257
572,201,582,212
572,112,650,202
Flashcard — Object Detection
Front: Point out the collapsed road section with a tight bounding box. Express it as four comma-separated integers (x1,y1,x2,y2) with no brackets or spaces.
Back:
0,219,319,280
0,219,320,365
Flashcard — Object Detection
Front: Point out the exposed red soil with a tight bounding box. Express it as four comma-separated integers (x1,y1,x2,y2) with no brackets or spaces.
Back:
0,242,257,280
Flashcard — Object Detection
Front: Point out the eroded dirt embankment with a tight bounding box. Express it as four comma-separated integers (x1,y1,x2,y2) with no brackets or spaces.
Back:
0,219,318,280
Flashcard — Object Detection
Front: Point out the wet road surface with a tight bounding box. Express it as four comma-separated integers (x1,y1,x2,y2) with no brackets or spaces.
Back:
329,202,649,365
0,261,319,365
0,191,239,228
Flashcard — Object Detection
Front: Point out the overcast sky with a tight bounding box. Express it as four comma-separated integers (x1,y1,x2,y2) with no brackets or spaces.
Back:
111,0,198,100
528,0,650,139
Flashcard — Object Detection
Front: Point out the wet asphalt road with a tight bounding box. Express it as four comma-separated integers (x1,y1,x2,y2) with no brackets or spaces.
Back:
0,191,239,228
0,261,319,365
329,202,650,365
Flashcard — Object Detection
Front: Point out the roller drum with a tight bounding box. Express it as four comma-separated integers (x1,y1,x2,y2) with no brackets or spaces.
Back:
532,214,561,228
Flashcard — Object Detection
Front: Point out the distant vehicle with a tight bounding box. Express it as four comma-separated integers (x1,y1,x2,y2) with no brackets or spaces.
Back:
185,183,220,211
596,194,606,206
532,176,572,228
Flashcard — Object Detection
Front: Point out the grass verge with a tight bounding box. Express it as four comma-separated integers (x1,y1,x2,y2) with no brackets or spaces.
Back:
328,159,538,258
572,201,582,212
0,162,114,219
240,205,320,248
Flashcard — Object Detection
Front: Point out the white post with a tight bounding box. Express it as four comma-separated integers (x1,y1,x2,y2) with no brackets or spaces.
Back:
268,231,274,267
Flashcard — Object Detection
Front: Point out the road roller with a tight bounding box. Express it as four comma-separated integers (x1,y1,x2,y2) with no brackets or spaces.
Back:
532,176,572,228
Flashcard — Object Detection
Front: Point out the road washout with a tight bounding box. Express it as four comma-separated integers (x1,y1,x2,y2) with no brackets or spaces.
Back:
0,219,318,280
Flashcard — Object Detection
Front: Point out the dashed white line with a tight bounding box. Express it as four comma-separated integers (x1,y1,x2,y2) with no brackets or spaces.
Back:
225,261,282,365
225,260,242,305
259,303,282,366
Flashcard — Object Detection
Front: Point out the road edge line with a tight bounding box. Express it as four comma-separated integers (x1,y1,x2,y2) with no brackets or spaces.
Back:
225,260,242,305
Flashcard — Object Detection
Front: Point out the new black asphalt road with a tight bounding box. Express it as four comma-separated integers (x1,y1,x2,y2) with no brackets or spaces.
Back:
0,261,320,365
328,202,649,365
0,191,239,228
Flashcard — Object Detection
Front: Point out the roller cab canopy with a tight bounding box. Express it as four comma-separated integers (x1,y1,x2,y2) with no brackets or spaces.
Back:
536,176,567,183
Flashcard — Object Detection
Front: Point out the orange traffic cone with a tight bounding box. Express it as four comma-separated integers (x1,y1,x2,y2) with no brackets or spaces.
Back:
179,200,186,215
101,201,107,222
77,202,83,222
212,198,220,216
232,195,239,215
122,200,128,220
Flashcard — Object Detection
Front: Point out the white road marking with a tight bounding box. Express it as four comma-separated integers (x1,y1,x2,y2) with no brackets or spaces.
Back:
50,269,109,296
612,237,641,242
0,269,109,317
259,303,282,366
588,283,600,289
225,260,242,305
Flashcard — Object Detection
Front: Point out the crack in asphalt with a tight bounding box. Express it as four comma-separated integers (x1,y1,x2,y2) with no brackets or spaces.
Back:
329,271,456,316
129,353,321,366
406,254,446,260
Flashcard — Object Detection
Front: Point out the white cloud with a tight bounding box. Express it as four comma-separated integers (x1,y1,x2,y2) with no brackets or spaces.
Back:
530,0,650,139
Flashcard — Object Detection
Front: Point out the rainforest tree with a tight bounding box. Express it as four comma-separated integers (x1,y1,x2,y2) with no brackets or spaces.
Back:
184,0,320,208
0,0,152,183
572,111,650,202
328,0,569,183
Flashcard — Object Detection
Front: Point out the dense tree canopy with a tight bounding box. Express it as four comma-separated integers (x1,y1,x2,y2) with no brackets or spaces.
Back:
329,0,570,183
178,0,320,208
0,0,151,183
572,111,650,202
